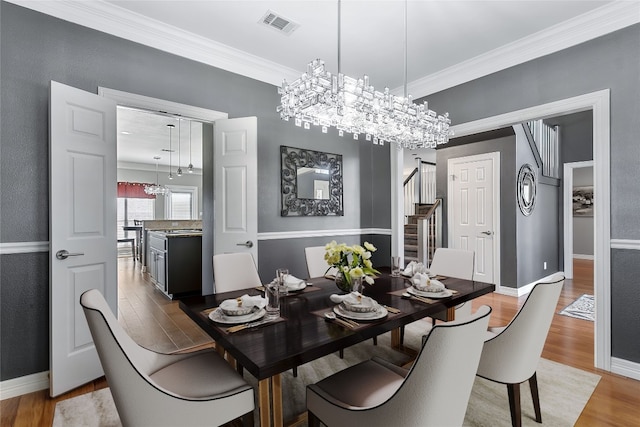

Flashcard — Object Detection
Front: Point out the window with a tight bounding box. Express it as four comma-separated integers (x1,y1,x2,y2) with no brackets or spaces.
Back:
117,198,154,239
165,185,198,220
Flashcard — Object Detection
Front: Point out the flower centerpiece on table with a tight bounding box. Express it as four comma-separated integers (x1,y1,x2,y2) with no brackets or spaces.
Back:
324,240,380,293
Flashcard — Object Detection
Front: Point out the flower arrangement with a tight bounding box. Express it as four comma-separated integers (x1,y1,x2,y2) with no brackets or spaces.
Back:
324,240,380,291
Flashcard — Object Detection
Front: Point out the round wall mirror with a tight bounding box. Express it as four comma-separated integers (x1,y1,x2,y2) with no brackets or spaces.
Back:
517,164,537,216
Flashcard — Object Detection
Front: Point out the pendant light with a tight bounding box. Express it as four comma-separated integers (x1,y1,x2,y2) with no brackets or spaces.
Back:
276,0,453,148
176,119,183,177
144,156,168,195
167,124,174,180
187,120,194,173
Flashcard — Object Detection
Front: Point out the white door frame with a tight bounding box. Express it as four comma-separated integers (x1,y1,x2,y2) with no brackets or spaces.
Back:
447,152,501,291
450,89,610,371
98,87,227,294
563,161,594,279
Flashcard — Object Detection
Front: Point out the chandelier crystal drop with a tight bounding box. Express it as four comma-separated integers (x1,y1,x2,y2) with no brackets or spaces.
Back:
144,156,169,196
276,1,453,149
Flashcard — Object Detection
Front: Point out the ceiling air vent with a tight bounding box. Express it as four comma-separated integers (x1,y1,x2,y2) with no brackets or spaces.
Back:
259,10,299,35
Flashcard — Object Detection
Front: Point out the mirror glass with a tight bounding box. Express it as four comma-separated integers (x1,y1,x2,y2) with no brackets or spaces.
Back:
281,146,343,216
297,167,330,200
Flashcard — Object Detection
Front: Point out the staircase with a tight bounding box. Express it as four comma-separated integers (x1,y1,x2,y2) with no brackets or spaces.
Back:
404,201,440,265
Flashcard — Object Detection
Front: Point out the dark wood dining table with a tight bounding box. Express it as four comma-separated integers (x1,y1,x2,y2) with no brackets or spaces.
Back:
179,271,494,427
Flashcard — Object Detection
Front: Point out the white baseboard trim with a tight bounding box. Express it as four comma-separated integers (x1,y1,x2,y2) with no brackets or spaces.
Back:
611,357,640,381
495,271,565,298
0,371,49,400
0,241,49,254
573,254,595,260
258,228,392,241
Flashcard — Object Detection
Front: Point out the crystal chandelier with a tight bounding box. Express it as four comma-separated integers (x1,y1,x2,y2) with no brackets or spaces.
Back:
276,0,453,149
144,156,169,196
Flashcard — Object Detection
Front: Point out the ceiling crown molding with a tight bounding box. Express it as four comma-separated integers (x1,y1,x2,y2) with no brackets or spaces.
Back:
407,1,640,98
8,1,639,93
7,0,301,86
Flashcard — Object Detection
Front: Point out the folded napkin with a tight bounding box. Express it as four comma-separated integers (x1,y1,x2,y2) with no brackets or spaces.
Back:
284,274,305,288
403,261,430,276
411,273,445,293
330,292,361,304
330,292,377,312
222,294,267,309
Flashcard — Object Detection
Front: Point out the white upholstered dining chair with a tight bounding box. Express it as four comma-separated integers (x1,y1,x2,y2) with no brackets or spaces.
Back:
304,245,338,278
80,289,255,427
427,247,475,322
475,273,564,427
213,252,262,293
400,247,476,345
306,305,492,427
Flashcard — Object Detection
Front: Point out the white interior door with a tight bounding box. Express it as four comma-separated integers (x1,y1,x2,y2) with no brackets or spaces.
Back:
448,152,500,285
50,81,117,396
214,117,258,264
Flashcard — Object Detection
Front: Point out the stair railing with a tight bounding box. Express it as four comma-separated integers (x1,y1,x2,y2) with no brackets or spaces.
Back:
417,198,441,265
403,160,436,224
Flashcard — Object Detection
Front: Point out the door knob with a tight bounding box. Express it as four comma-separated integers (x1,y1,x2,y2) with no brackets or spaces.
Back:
56,249,85,260
480,231,493,236
236,240,254,248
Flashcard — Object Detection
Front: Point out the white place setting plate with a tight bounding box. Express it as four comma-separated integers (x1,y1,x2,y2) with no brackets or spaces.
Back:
209,307,266,324
407,286,453,299
334,304,388,321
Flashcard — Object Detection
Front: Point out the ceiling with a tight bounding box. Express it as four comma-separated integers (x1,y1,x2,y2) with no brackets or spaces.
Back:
101,0,614,91
117,107,204,171
19,0,631,167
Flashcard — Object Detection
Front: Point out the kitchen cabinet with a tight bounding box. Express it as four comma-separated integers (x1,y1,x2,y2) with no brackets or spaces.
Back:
147,231,202,299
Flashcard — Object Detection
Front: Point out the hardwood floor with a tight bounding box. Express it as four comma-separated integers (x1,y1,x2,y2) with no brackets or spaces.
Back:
3,258,639,426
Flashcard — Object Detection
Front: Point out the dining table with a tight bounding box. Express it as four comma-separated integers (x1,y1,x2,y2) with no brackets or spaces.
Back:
179,270,495,427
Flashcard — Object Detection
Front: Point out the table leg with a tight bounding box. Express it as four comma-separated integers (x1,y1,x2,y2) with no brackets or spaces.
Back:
259,379,271,427
272,374,283,427
446,306,456,321
391,328,401,348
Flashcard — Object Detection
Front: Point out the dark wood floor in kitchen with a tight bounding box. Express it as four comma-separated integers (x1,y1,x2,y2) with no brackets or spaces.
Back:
2,258,640,426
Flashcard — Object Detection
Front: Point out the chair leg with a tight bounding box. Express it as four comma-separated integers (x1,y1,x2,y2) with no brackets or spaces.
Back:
339,349,344,359
399,325,405,346
372,336,377,346
507,382,522,427
241,409,254,427
529,372,542,423
308,410,321,427
293,366,298,377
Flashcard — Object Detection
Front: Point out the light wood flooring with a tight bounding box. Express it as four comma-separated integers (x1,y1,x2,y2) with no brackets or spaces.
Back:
2,258,639,426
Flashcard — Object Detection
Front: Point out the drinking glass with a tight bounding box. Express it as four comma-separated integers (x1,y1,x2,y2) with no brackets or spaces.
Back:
276,268,289,296
265,281,280,319
391,256,402,277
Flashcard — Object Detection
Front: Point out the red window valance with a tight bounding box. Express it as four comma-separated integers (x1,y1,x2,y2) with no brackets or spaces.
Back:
117,182,156,199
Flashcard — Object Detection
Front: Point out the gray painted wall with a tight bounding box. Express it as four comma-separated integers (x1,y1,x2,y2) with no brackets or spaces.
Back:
436,130,518,287
424,24,640,362
515,125,560,286
0,3,391,381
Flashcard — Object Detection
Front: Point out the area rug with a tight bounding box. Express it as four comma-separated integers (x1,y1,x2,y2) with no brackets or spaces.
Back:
559,294,595,321
53,321,600,427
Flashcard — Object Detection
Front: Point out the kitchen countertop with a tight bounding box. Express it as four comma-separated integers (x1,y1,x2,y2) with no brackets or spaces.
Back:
148,229,203,238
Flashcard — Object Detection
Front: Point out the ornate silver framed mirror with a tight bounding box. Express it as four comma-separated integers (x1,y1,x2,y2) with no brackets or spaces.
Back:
517,164,537,216
280,146,343,216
